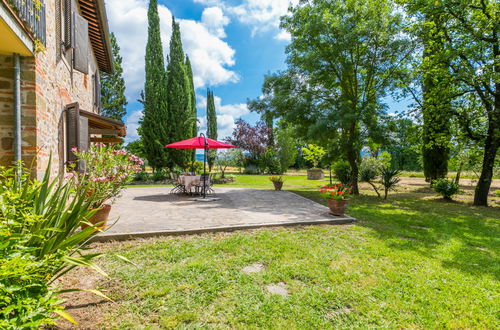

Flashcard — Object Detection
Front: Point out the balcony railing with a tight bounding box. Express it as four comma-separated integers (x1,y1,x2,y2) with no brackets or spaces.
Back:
7,0,46,45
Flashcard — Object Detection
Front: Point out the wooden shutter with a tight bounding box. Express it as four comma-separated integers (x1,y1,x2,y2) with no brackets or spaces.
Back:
66,103,79,164
94,71,101,110
73,12,89,74
63,0,73,49
65,103,89,171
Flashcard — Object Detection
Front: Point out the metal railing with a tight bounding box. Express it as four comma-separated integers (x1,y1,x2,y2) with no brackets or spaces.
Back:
8,0,46,45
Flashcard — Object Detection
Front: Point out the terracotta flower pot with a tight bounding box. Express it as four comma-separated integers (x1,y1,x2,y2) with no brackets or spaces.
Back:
81,204,112,230
273,181,283,191
327,199,349,216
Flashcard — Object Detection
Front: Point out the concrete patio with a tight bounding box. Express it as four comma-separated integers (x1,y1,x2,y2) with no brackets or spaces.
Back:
94,187,356,241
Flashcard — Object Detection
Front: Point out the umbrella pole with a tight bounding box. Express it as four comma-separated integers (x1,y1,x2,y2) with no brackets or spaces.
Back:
203,141,207,199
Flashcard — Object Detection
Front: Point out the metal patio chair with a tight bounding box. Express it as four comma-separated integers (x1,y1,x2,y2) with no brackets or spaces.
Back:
169,173,186,194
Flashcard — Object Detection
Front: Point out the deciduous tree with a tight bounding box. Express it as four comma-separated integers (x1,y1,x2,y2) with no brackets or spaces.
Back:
274,0,413,194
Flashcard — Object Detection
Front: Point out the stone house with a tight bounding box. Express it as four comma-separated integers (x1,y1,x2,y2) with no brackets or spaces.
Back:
0,0,125,178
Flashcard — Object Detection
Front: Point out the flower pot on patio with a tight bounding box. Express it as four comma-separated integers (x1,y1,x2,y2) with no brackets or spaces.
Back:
327,199,349,216
273,181,283,191
81,204,112,230
307,168,324,180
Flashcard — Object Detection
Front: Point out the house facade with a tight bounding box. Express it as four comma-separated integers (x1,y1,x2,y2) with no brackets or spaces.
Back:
0,0,125,178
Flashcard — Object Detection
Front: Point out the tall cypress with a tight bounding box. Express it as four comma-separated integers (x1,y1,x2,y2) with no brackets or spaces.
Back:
421,14,451,184
139,0,169,171
185,56,197,162
166,18,191,168
100,33,127,122
206,89,218,171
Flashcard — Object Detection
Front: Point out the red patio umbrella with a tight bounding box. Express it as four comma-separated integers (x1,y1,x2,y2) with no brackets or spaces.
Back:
166,134,236,198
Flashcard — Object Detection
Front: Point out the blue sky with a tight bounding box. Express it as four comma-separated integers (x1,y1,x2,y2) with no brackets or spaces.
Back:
104,0,410,143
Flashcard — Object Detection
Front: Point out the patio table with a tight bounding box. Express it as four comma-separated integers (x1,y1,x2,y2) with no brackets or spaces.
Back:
180,175,201,192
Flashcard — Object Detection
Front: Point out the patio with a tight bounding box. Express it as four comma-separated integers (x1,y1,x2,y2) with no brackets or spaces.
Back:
95,187,356,241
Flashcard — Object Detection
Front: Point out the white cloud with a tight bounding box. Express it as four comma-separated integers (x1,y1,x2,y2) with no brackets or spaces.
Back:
274,30,291,41
193,0,297,39
201,7,230,38
197,94,248,139
105,0,238,101
124,109,143,142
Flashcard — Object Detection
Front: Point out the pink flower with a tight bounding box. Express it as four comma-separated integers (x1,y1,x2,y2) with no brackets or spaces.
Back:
113,149,127,155
64,172,74,179
71,147,78,153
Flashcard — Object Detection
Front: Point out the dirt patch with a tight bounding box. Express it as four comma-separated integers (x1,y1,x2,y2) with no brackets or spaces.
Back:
53,267,112,329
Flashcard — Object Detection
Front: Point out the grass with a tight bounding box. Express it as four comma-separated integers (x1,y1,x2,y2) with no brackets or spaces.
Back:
77,174,499,328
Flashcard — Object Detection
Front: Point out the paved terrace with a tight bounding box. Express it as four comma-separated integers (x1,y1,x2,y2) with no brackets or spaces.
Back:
95,187,356,241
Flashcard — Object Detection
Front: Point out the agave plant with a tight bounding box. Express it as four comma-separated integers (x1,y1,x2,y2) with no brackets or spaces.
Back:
380,167,401,199
0,158,110,326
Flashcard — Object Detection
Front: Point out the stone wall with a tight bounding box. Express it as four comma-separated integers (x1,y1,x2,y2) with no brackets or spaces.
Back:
0,0,101,178
0,55,37,168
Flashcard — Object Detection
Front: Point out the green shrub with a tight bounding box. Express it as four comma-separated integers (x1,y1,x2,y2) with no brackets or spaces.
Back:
0,230,63,328
333,160,352,185
302,144,326,168
433,178,460,200
188,161,204,174
134,171,150,181
152,169,168,182
496,190,500,197
359,158,382,182
359,158,383,198
264,150,282,174
243,165,260,174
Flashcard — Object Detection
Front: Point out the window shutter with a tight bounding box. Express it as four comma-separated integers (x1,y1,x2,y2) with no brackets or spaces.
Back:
65,103,89,171
78,116,89,171
65,103,79,164
94,72,101,110
63,0,73,49
73,13,89,74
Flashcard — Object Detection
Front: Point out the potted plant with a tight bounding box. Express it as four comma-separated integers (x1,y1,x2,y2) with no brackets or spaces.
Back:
302,144,326,180
69,144,143,229
320,184,353,216
269,175,284,191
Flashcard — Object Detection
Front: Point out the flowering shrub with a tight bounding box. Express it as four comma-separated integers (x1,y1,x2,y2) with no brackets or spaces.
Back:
70,143,143,208
269,175,284,183
319,184,352,200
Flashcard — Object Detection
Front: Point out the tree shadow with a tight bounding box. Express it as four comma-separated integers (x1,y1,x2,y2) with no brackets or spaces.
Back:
291,189,500,280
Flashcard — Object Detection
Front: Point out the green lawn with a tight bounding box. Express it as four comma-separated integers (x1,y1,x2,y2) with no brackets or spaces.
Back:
88,175,499,328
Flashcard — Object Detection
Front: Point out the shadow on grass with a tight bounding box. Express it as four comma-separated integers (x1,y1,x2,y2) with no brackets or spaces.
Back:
289,189,500,280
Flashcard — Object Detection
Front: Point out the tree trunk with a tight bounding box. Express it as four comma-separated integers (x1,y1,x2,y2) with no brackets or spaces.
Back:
346,149,359,195
473,105,499,206
473,136,498,206
474,42,500,206
368,181,381,198
454,161,463,185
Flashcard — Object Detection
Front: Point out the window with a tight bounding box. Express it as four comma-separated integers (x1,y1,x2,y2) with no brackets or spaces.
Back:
93,72,101,111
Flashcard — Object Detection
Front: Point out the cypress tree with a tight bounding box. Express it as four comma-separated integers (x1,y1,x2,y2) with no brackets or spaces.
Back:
421,15,451,184
166,18,191,168
206,89,218,171
139,0,169,171
185,56,197,162
100,33,127,122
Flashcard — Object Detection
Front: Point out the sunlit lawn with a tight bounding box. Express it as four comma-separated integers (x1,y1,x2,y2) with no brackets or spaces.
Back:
88,175,499,328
